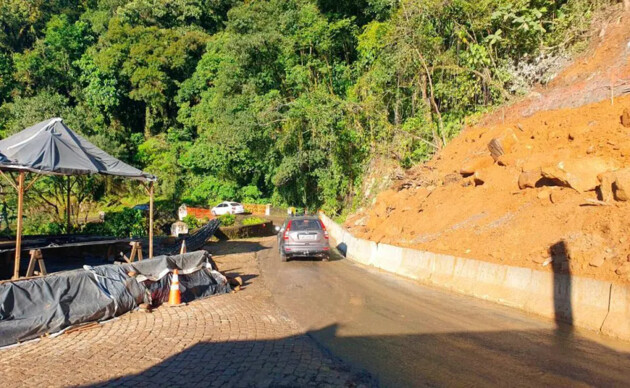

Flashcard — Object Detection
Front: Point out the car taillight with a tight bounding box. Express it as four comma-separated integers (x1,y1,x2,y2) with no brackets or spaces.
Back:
283,221,292,240
320,221,329,239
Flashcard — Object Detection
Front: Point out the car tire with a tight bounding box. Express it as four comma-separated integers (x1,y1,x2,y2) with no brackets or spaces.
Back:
322,255,330,262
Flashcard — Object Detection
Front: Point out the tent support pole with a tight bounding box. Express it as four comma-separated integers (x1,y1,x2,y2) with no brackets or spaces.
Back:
13,172,25,280
66,176,71,233
149,181,154,258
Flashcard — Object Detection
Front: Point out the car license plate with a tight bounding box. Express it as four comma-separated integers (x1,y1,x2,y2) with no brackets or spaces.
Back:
299,234,316,241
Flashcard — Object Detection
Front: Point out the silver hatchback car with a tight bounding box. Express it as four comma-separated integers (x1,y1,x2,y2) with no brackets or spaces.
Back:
277,216,330,262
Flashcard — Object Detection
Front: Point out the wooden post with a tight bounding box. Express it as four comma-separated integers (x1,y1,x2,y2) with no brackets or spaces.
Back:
13,172,25,280
66,175,71,233
149,181,154,258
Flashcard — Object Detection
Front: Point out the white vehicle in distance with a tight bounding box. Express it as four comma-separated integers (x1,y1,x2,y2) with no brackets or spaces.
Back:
211,201,245,215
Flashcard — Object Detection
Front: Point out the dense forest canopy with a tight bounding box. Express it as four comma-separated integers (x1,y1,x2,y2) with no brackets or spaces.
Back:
0,0,616,231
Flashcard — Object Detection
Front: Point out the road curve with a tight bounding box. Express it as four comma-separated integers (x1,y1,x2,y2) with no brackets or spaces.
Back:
259,240,630,387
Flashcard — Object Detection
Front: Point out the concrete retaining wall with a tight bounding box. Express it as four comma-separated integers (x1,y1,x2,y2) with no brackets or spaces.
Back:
320,213,629,342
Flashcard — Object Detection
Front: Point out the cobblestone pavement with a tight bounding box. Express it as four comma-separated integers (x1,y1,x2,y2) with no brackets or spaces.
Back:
0,238,374,387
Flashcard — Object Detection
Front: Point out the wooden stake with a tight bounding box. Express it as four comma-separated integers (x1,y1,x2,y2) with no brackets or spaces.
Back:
149,181,154,258
13,172,24,280
180,240,186,254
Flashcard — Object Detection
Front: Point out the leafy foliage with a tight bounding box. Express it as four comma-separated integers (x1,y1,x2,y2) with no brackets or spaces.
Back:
0,0,612,224
182,214,204,229
241,216,267,226
82,208,146,237
217,213,235,226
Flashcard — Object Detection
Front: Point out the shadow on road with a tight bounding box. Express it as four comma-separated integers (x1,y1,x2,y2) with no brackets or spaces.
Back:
93,322,630,387
205,240,270,256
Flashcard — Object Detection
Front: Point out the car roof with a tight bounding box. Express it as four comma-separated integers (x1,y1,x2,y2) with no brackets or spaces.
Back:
287,216,321,221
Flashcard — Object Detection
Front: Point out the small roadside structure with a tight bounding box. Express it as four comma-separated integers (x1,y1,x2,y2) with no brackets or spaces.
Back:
0,118,157,279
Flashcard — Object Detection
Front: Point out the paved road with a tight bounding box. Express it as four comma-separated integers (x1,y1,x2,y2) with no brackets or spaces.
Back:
260,240,630,387
0,239,373,387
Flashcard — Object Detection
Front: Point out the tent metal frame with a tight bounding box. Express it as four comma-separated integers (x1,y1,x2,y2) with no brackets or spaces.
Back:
0,170,155,280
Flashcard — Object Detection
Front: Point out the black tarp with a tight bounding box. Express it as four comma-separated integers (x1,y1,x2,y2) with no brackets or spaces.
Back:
0,251,230,348
0,118,155,181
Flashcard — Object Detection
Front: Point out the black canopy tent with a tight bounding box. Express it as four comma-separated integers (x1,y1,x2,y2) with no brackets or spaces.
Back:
0,118,157,279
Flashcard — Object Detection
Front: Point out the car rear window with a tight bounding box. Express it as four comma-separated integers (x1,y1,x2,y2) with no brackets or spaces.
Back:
291,219,322,231
230,202,240,206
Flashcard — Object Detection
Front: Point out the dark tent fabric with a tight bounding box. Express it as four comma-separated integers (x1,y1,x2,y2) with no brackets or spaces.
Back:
0,118,155,181
0,251,230,348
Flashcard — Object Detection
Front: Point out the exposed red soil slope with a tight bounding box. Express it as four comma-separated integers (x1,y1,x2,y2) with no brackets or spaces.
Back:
346,12,630,284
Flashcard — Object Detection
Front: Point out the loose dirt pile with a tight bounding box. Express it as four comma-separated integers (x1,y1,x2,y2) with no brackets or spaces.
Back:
346,12,630,284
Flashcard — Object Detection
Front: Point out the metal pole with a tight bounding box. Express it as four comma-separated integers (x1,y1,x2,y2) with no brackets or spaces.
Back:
66,176,71,233
149,181,154,258
13,172,24,280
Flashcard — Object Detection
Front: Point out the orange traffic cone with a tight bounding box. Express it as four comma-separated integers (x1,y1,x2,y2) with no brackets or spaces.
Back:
168,269,182,306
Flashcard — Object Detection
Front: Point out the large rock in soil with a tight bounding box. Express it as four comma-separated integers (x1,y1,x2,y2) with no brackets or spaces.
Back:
541,157,617,192
518,170,542,189
622,108,630,128
614,168,630,201
460,155,494,176
598,171,615,202
487,129,519,161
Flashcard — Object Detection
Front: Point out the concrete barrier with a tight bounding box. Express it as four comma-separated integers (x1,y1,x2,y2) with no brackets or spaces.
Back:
469,261,508,302
499,266,533,309
397,248,433,282
320,212,623,341
601,283,629,340
570,277,612,332
430,253,456,289
373,243,404,273
348,237,377,266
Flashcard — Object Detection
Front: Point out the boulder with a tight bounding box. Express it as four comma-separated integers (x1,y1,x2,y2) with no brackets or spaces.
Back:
518,170,541,189
460,155,494,176
622,108,630,128
614,168,630,201
589,254,606,268
541,157,617,192
487,129,519,161
598,171,616,202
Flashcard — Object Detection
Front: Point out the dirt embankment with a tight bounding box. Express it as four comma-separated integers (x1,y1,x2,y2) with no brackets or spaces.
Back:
346,12,630,284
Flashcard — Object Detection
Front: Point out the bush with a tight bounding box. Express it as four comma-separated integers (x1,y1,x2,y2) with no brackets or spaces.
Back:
23,211,65,235
241,217,267,226
218,214,235,226
182,214,202,229
82,208,146,238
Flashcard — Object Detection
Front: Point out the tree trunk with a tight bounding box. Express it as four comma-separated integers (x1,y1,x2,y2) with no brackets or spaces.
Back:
145,105,153,139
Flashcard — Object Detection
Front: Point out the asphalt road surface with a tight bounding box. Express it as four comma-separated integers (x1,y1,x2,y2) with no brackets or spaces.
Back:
259,240,630,387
